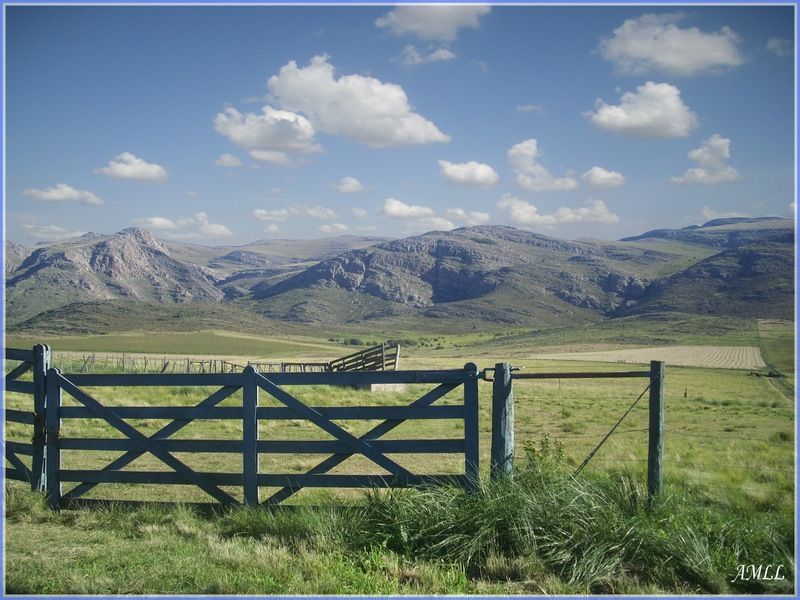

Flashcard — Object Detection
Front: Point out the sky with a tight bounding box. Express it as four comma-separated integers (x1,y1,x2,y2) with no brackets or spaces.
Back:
4,4,796,246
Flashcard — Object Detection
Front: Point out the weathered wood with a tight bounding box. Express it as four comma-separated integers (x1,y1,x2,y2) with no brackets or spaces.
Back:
242,366,259,505
6,467,30,482
60,406,243,420
5,361,32,381
261,405,464,421
264,382,459,505
258,439,464,454
6,441,34,455
5,380,35,394
45,368,62,509
32,344,50,491
490,362,514,481
463,363,480,491
5,447,32,481
54,372,237,505
5,348,34,362
63,385,240,501
256,373,412,478
60,438,244,452
647,361,665,502
5,409,36,424
511,370,651,380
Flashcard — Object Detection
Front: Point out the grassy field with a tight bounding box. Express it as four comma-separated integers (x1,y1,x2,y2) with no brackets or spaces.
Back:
4,317,795,594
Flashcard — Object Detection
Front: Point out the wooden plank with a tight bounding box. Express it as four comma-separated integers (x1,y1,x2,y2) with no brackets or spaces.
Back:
6,441,34,456
63,385,240,501
647,361,665,503
5,348,34,362
5,409,35,424
60,439,244,452
490,362,514,481
5,447,31,481
5,467,29,482
60,406,242,420
255,373,412,478
264,382,459,505
60,470,243,486
5,361,32,381
463,363,480,491
54,372,238,505
511,370,651,380
259,474,468,488
6,380,35,394
242,367,259,505
45,369,62,509
258,439,464,454
32,344,50,491
63,373,243,387
259,405,463,421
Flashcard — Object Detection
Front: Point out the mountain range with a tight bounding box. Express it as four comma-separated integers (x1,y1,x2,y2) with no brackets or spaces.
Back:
5,217,794,335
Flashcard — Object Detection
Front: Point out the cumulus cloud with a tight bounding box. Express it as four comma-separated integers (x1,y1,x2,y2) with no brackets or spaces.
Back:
319,222,349,234
335,176,364,193
254,208,291,222
214,105,321,166
375,5,490,41
22,183,103,205
352,207,368,219
133,216,178,230
767,37,793,57
444,207,491,225
416,216,456,231
95,152,168,182
586,81,698,138
380,198,436,219
497,194,619,226
253,204,337,222
194,212,233,237
599,13,743,76
263,223,282,234
507,139,578,192
400,45,457,66
581,166,626,189
215,153,242,167
438,160,499,187
700,207,749,221
671,134,739,185
267,55,450,148
21,224,86,241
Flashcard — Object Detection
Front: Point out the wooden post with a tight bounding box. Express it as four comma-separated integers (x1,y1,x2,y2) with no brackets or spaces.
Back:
31,344,50,492
45,368,62,509
490,363,514,481
463,362,480,491
647,361,665,503
242,366,259,505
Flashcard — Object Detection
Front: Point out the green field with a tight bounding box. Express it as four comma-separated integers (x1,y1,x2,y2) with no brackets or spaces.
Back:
4,318,795,594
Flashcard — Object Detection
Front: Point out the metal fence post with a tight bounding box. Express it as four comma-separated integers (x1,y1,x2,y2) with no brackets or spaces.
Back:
647,360,665,503
463,362,480,491
490,362,514,481
45,368,62,509
242,366,259,505
31,344,50,492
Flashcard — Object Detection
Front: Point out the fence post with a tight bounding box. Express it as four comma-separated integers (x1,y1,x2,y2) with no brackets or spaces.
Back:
463,362,480,491
31,344,50,492
490,363,514,481
45,368,62,509
647,361,665,503
242,366,259,505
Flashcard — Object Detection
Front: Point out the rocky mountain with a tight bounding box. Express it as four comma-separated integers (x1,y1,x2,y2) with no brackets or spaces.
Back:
4,241,30,274
5,219,794,332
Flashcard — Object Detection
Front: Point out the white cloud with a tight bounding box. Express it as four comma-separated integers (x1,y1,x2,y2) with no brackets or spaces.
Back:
767,37,793,57
193,212,233,237
215,153,242,167
375,5,490,41
586,81,698,138
95,152,168,182
700,207,749,221
264,223,282,234
267,55,450,148
671,134,739,185
319,222,349,234
21,224,86,241
416,216,456,231
507,139,578,192
444,207,491,225
400,45,457,66
581,166,626,189
22,183,103,205
254,208,291,222
214,105,321,166
133,216,178,230
380,198,436,219
516,104,543,113
497,194,619,226
352,207,368,219
599,13,743,76
438,160,499,187
335,176,364,193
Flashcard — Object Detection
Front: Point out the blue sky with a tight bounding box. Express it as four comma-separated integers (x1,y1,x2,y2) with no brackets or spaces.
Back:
4,4,796,245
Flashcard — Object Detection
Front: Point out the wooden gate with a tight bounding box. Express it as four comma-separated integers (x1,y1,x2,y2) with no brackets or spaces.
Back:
37,363,480,508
